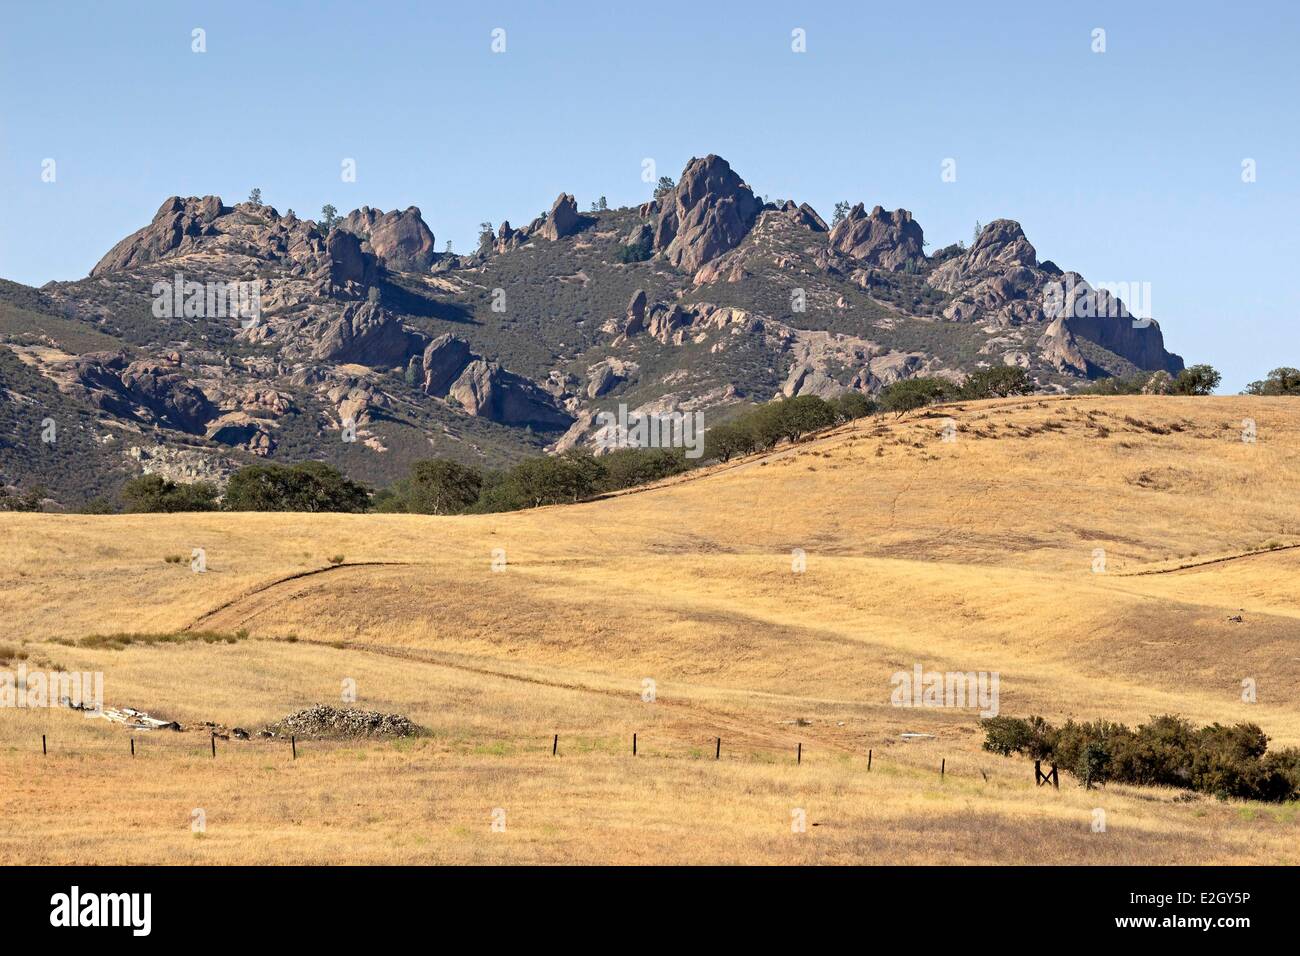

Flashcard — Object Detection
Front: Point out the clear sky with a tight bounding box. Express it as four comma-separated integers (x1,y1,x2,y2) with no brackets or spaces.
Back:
2,0,1296,391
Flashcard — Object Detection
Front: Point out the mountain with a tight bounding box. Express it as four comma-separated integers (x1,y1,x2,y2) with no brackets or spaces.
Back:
0,154,1183,507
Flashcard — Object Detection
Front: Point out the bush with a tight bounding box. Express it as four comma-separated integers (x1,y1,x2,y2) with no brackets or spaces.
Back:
120,474,218,513
960,366,1032,399
1245,367,1300,396
983,713,1300,801
615,233,653,263
595,447,689,492
382,459,483,515
223,461,369,513
1173,364,1221,396
880,377,955,417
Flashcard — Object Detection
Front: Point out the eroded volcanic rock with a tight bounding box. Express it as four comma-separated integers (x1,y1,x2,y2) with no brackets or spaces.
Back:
540,193,581,241
91,196,226,276
653,155,761,273
827,204,924,271
339,206,436,272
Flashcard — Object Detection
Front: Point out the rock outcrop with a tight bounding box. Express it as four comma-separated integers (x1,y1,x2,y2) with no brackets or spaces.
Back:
827,204,924,270
339,206,436,272
653,155,761,273
449,360,573,429
312,301,415,367
540,193,582,241
90,196,226,276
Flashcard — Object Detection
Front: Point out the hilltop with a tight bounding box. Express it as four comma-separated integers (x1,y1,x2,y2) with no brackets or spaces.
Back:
0,155,1183,507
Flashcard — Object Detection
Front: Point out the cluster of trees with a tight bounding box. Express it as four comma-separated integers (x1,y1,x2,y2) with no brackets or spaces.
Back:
377,446,691,514
121,463,369,515
983,714,1300,801
103,359,1262,517
1082,364,1221,396
1245,367,1300,395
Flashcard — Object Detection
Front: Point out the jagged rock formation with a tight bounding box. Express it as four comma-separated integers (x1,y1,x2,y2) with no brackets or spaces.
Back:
652,155,761,273
540,193,582,241
5,151,1187,506
828,204,925,271
339,206,436,272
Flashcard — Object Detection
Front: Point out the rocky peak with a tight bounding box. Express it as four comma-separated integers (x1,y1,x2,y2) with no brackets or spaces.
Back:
540,193,582,241
91,195,228,276
827,203,925,270
653,155,761,273
339,206,436,272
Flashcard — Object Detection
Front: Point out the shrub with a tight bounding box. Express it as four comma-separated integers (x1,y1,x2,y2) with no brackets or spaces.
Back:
833,391,878,421
1244,367,1300,396
880,377,955,417
616,233,653,263
960,366,1032,399
1173,364,1221,396
983,713,1300,801
383,459,483,515
120,474,218,513
595,447,689,492
223,461,369,513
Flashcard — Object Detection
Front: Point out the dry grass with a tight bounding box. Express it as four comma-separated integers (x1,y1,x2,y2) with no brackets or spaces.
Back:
1,395,1298,864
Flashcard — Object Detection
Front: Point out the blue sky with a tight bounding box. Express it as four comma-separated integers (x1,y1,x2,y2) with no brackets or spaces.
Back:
1,0,1296,391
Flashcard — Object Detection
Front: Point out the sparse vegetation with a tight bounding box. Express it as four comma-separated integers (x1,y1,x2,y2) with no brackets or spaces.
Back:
983,714,1300,802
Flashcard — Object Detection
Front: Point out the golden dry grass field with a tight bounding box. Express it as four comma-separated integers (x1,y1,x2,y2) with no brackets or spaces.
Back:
1,394,1298,864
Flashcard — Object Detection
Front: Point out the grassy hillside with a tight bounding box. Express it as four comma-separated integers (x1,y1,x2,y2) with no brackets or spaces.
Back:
1,395,1297,863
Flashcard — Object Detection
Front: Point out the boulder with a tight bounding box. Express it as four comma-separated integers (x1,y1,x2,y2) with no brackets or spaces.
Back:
420,333,474,395
119,360,216,433
312,301,414,367
624,289,647,336
449,360,573,429
339,206,436,272
325,230,380,293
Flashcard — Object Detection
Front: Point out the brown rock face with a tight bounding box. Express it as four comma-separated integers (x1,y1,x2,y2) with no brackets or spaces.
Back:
420,333,474,395
624,289,647,336
539,193,581,241
118,360,217,433
653,155,760,272
90,196,227,276
339,206,436,272
449,360,573,429
827,204,924,270
325,230,380,294
312,301,414,367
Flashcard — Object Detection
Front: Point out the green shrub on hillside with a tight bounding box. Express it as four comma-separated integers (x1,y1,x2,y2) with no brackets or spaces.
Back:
120,474,218,513
223,461,369,513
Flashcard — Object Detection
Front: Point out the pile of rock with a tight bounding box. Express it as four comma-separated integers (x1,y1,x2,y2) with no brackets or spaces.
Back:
262,705,419,740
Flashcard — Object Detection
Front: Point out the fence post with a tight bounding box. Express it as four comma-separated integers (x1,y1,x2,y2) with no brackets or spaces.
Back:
130,738,135,758
797,742,802,764
715,737,721,760
632,733,637,757
42,734,46,756
941,758,945,778
291,736,297,760
868,748,872,771
552,734,558,756
211,733,216,758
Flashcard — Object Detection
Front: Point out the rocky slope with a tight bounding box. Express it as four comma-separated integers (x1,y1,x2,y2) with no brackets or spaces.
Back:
0,154,1182,506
